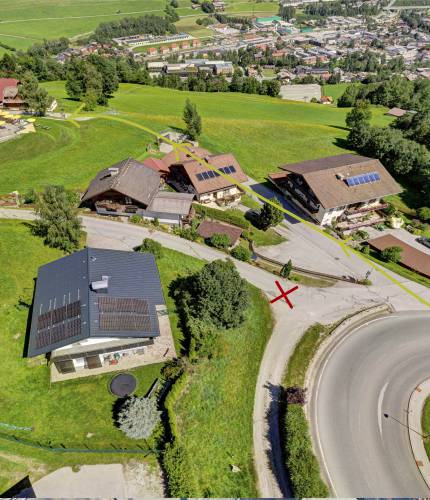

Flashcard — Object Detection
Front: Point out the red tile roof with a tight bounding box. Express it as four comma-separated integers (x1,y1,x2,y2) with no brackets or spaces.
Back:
142,157,170,176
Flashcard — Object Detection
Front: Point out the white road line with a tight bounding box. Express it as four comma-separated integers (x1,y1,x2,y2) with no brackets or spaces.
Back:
378,381,389,436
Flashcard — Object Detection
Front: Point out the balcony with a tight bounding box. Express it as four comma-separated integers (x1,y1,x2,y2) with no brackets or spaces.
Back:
345,202,388,216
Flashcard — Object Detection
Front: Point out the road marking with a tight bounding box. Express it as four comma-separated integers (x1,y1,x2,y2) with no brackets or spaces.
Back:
72,113,430,309
378,382,389,436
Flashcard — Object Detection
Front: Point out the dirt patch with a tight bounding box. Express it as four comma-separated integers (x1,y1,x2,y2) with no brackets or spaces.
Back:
123,459,166,497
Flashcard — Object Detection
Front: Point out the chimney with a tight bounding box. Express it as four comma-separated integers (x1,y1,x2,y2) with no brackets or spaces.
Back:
91,275,109,292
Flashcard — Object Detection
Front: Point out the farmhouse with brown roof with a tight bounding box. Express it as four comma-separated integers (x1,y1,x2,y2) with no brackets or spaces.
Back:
269,154,401,228
81,158,193,225
167,150,248,206
0,78,26,110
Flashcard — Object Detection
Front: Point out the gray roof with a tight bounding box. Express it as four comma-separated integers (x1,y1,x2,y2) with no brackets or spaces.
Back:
147,191,194,216
28,248,165,357
81,158,161,207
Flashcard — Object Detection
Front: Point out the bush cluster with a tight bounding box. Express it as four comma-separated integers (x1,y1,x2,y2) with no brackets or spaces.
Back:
285,405,329,497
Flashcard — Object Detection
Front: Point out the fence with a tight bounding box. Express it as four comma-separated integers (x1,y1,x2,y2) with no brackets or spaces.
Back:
0,430,158,455
252,245,360,284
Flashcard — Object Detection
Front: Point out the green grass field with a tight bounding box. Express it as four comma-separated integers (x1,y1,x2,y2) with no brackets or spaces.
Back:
173,285,272,497
0,81,389,195
0,0,278,53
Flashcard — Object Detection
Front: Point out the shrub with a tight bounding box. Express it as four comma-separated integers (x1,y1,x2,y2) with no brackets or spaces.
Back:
352,229,369,241
285,405,329,497
285,386,307,405
256,198,284,230
361,244,370,255
139,238,163,258
174,226,199,241
381,245,403,263
163,442,198,496
23,188,38,205
281,259,293,278
117,396,161,440
384,203,397,216
230,245,252,262
129,214,143,224
418,207,430,222
210,232,230,249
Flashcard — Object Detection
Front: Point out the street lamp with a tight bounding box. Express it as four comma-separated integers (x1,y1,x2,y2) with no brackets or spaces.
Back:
383,412,429,439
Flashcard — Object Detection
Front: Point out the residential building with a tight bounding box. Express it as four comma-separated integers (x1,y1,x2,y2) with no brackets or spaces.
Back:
80,158,193,225
27,248,176,380
269,154,401,227
165,149,248,205
0,78,26,110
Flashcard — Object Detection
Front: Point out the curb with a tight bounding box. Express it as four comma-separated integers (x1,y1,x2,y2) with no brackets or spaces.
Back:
407,378,430,490
304,302,394,495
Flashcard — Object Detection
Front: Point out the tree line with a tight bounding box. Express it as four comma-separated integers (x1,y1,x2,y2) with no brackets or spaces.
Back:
346,101,430,202
304,0,380,17
338,76,430,111
92,14,177,42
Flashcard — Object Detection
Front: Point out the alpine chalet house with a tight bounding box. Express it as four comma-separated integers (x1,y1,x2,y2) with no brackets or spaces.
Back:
163,146,248,206
0,78,26,110
81,157,193,225
269,154,401,229
27,248,175,381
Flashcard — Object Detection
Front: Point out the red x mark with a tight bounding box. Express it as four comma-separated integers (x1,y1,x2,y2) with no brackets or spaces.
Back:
270,281,299,309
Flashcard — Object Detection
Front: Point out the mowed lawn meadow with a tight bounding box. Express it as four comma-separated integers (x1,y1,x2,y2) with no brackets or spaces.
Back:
0,82,391,194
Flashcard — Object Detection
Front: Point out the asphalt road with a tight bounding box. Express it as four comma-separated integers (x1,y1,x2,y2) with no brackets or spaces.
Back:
311,311,430,498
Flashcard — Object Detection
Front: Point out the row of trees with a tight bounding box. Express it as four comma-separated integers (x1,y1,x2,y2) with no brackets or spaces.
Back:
304,0,380,17
154,70,281,96
93,14,177,42
346,101,430,199
338,76,430,111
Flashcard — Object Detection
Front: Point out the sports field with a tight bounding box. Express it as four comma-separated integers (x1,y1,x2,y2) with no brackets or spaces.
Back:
0,0,275,53
0,82,391,194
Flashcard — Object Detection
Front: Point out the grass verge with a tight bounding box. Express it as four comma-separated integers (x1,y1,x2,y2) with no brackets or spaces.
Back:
282,323,335,497
422,396,430,460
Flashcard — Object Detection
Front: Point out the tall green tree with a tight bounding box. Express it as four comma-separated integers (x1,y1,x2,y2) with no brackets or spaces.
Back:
183,99,202,140
165,3,180,22
345,99,372,129
34,185,82,253
18,71,51,116
257,198,284,230
191,259,249,329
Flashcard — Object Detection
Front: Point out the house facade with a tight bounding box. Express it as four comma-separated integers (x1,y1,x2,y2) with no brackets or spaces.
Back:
164,148,248,206
269,154,402,229
28,248,175,381
80,157,193,225
0,78,26,110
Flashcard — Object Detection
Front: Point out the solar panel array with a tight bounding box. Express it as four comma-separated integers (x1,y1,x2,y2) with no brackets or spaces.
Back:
196,165,236,182
98,297,152,332
345,171,381,187
36,301,82,349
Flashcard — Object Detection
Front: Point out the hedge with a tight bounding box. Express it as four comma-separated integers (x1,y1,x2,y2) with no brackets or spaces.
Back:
193,204,250,230
284,404,329,497
163,442,198,496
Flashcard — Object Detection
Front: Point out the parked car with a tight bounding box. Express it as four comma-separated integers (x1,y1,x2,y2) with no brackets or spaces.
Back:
417,236,430,249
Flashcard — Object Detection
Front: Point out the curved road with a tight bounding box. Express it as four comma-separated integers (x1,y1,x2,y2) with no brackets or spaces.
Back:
311,311,430,498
